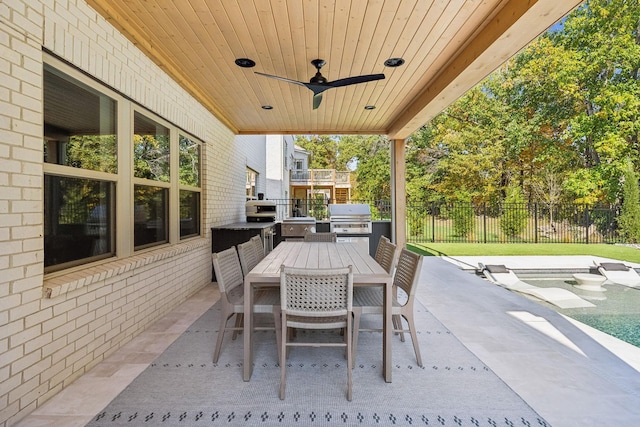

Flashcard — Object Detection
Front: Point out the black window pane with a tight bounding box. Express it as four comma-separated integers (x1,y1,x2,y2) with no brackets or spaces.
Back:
43,64,117,173
180,190,200,238
44,175,114,271
134,185,168,248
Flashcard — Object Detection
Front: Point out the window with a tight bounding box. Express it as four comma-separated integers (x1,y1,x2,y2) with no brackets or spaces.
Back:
43,63,117,271
43,57,203,272
133,113,170,249
246,168,257,199
179,134,201,238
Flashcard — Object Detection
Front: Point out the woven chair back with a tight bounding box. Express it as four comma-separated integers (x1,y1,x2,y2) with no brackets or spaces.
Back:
280,265,352,317
303,232,337,242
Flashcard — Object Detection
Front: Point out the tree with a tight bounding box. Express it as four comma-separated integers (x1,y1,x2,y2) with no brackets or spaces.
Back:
618,160,640,243
294,135,339,169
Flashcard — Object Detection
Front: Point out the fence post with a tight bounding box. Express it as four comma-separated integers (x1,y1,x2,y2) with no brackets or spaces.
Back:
585,204,590,244
431,202,435,242
483,203,487,243
532,203,536,243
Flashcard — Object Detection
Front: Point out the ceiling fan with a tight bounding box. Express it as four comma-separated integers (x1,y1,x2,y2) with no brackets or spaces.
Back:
255,59,385,109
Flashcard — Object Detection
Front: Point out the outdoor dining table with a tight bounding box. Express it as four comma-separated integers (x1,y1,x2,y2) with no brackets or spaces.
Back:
243,241,393,382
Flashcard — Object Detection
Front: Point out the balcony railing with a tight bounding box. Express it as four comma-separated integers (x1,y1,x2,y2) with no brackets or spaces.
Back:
290,169,351,185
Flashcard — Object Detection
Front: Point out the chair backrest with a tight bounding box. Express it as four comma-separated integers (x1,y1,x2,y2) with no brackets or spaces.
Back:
250,235,265,261
304,232,337,242
375,237,397,274
211,247,244,294
393,248,423,298
280,265,353,317
237,240,260,276
374,236,391,262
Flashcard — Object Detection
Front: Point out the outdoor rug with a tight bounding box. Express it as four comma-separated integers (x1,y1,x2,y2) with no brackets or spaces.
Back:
86,300,548,426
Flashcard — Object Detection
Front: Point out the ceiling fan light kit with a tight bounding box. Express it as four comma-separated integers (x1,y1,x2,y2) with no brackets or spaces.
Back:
256,59,385,109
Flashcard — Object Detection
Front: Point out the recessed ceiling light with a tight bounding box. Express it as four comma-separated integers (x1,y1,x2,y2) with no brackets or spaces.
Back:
261,105,273,110
364,105,376,110
235,58,256,68
384,57,405,67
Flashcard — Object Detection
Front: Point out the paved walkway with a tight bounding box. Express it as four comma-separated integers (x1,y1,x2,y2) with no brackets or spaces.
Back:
419,256,640,426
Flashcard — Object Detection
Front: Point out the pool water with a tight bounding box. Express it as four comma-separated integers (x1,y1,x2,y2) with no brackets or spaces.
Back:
518,274,640,348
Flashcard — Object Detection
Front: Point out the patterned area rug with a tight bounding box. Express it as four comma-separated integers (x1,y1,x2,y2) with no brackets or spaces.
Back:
86,301,548,426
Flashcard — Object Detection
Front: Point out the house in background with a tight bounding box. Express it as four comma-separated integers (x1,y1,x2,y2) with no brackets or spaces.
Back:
265,140,353,219
289,145,352,217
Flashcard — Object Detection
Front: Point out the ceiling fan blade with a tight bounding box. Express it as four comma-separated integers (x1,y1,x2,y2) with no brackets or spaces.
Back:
255,72,307,88
328,73,385,88
312,93,323,110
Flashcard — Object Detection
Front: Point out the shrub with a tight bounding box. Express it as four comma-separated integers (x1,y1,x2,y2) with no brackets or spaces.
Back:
618,162,640,243
500,186,529,238
448,195,474,238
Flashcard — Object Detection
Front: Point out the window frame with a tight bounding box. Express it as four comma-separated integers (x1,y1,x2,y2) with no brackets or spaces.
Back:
43,54,203,274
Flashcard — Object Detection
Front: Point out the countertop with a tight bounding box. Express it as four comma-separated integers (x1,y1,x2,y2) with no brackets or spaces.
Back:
212,221,276,230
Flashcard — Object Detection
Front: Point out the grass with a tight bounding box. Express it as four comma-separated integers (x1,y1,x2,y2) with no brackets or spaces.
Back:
408,242,640,264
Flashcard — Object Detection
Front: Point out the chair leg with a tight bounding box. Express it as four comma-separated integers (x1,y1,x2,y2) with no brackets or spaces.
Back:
346,316,353,401
406,314,423,367
351,308,362,369
231,313,243,340
279,314,287,400
393,314,405,341
273,307,282,362
213,310,231,363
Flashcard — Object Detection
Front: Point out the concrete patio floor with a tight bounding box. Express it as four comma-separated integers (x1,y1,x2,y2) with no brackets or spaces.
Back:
15,256,640,427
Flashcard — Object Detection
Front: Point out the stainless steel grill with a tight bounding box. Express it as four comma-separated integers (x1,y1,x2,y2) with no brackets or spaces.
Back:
328,204,372,235
281,216,316,239
329,204,372,254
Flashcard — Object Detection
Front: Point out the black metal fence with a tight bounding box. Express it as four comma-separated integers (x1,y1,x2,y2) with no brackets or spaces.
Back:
267,199,622,244
407,202,621,244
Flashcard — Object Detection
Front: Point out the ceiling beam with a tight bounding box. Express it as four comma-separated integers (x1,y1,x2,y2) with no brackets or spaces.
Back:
387,0,583,140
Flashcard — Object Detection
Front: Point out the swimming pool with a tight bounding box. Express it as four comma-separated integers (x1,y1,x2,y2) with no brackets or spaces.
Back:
517,273,640,348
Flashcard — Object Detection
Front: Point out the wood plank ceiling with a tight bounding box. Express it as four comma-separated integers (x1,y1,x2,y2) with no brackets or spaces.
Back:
86,0,583,139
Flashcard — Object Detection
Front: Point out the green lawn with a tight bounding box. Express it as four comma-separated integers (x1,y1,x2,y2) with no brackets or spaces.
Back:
409,242,640,264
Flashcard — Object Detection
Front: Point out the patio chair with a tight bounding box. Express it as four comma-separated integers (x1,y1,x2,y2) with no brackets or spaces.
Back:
374,236,397,274
211,247,281,363
279,265,353,400
237,240,261,276
303,232,337,242
352,248,424,367
595,261,640,288
250,235,265,261
480,263,595,308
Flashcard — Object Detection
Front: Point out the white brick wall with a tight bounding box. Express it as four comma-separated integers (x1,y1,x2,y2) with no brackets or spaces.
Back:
0,1,265,426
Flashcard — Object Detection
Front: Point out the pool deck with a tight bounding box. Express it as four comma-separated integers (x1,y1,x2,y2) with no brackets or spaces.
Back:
15,256,640,427
441,254,640,272
420,255,640,426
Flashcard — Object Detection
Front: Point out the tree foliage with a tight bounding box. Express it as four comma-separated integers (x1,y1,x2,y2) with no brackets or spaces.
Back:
295,0,640,214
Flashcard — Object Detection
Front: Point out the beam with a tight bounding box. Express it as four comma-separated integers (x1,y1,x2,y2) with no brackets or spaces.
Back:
390,139,406,249
387,0,583,140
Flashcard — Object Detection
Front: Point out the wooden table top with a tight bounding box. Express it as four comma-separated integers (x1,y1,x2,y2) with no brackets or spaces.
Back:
245,241,390,284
